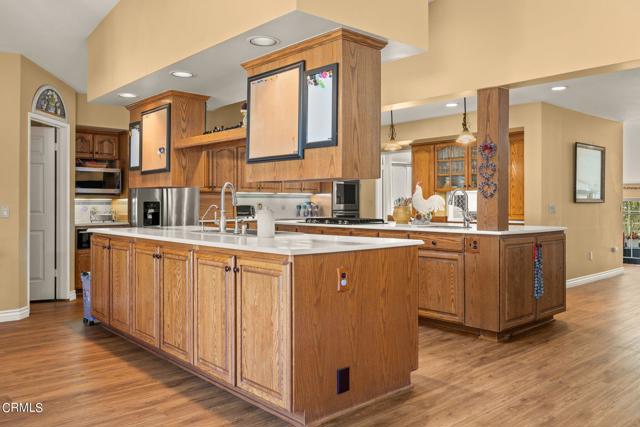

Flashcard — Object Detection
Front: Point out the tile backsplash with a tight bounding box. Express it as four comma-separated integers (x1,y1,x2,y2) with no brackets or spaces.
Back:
236,193,321,219
75,198,128,224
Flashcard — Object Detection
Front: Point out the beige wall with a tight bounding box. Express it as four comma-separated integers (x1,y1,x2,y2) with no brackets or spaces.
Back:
76,93,129,129
380,102,622,280
539,103,623,279
0,53,23,310
205,102,244,131
382,0,640,108
88,0,429,100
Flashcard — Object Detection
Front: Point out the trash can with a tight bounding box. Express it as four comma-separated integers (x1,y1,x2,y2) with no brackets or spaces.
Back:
81,272,97,325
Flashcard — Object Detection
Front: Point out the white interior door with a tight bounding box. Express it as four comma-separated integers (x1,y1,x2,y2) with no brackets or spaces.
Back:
30,125,56,300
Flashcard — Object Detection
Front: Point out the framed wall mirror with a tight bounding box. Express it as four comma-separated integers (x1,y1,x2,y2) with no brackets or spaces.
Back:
575,142,605,203
129,121,141,170
140,104,171,174
305,63,338,148
246,61,305,163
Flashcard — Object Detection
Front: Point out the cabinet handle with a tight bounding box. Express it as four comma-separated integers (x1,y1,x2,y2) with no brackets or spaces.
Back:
431,240,437,246
224,266,231,272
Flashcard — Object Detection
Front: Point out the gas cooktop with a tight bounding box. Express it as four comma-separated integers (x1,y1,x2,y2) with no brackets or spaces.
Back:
304,217,386,225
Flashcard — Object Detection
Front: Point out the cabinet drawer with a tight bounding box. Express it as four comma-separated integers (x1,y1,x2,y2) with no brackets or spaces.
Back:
409,233,464,252
276,224,298,233
378,230,409,239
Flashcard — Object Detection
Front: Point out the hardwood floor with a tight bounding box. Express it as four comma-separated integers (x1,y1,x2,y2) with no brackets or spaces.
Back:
2,267,640,426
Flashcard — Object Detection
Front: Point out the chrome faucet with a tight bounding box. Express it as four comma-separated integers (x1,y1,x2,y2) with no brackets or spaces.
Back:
448,189,473,228
219,182,238,233
199,204,219,231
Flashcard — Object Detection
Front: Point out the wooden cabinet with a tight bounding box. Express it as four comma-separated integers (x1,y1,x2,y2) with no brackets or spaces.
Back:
236,258,291,410
132,243,160,347
76,133,94,159
536,233,566,318
236,146,259,192
110,239,132,333
210,145,237,190
75,249,91,291
500,236,537,329
90,236,110,323
509,132,525,220
417,250,465,324
94,134,119,160
159,246,193,363
412,131,525,220
193,251,235,385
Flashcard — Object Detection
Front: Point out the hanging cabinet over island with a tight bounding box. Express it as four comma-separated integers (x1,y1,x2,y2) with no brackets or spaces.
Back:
242,28,387,182
90,228,420,426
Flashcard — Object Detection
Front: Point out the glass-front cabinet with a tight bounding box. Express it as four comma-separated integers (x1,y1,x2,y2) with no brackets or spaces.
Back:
624,200,640,264
435,142,476,192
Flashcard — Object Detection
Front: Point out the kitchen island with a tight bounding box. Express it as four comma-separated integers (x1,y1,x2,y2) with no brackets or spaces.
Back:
276,220,567,340
89,226,422,426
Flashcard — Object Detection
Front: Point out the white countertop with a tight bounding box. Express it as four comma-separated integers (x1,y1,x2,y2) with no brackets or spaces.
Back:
76,221,130,228
277,219,566,236
89,226,423,256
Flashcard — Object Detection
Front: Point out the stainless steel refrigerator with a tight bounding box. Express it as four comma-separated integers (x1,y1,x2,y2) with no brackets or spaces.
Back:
129,187,199,227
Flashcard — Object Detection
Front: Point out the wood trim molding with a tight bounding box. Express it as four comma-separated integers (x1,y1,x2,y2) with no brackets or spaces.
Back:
0,305,30,323
566,267,624,288
126,90,209,111
241,28,387,71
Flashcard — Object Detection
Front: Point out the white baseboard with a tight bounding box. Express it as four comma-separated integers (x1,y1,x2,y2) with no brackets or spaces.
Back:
67,290,77,301
0,306,30,323
566,267,625,288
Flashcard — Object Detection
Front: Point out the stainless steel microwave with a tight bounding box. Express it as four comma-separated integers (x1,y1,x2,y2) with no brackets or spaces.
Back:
332,180,359,211
75,167,122,195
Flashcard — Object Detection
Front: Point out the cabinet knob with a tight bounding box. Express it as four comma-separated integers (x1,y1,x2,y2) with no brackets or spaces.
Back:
233,267,240,273
224,266,231,272
431,240,437,246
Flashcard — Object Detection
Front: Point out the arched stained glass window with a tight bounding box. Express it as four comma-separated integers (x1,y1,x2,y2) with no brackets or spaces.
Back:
34,87,66,119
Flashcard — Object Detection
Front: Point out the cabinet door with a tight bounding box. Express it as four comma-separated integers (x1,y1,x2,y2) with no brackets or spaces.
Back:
110,239,132,333
75,249,91,291
536,234,566,318
211,146,237,190
236,258,291,410
160,246,193,363
94,134,119,160
236,146,259,192
500,236,536,330
412,144,435,198
90,236,110,323
259,181,282,192
76,133,94,159
509,133,525,220
417,250,464,323
132,243,160,347
281,181,302,192
301,181,321,193
435,142,467,191
193,251,235,384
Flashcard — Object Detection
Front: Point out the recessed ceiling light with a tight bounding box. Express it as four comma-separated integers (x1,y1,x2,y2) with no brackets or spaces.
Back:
170,71,194,78
551,85,568,91
118,92,137,98
446,102,458,108
248,36,279,47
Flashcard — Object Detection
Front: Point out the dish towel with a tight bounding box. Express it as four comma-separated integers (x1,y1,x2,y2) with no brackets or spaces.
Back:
533,243,544,300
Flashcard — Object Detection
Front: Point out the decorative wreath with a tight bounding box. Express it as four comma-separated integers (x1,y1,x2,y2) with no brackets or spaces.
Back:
479,161,497,180
480,137,497,160
479,180,498,198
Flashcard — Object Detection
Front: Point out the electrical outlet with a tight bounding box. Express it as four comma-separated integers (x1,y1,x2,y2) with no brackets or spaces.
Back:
337,267,349,292
589,251,594,261
548,203,556,215
0,206,9,218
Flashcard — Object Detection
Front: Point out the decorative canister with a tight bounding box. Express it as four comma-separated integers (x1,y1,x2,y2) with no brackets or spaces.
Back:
393,205,412,224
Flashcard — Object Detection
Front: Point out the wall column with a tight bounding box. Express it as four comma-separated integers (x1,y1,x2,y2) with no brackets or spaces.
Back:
476,87,509,231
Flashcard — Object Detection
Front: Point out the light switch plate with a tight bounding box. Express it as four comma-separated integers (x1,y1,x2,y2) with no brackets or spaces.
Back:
0,206,9,218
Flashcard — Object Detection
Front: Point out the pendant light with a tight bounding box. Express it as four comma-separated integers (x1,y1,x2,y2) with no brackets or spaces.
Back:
382,110,402,152
456,97,476,144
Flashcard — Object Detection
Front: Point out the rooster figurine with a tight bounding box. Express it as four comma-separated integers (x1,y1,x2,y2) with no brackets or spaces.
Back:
412,182,445,219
